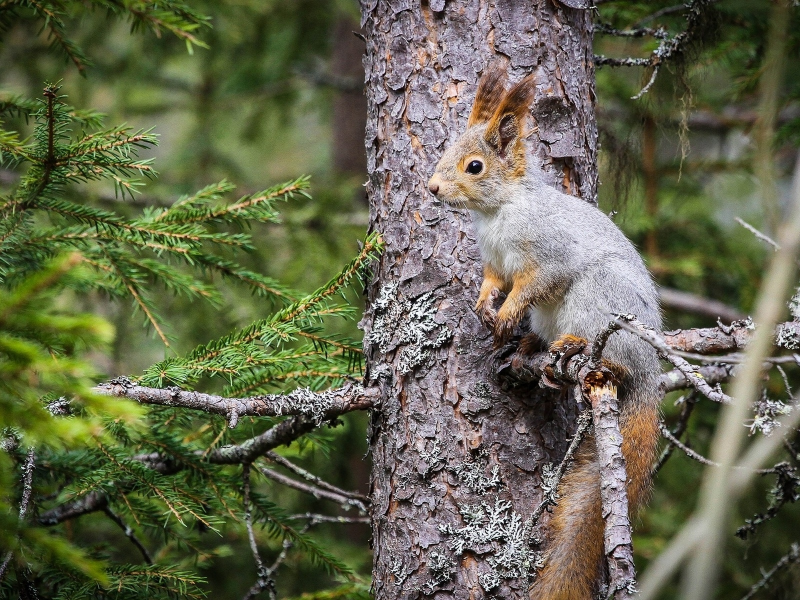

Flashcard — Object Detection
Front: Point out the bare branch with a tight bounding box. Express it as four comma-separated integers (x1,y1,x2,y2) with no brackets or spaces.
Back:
264,451,369,505
612,316,733,404
242,463,275,600
102,507,153,564
736,217,781,251
653,395,699,474
659,288,745,323
659,364,735,395
286,513,370,524
254,464,368,513
530,410,593,524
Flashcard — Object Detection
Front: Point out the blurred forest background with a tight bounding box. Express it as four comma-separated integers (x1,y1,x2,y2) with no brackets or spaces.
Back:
2,0,800,598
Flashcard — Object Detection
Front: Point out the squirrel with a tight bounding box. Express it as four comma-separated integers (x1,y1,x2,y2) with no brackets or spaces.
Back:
427,64,662,600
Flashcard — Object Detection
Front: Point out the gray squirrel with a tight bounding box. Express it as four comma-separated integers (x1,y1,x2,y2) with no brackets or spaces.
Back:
428,64,662,600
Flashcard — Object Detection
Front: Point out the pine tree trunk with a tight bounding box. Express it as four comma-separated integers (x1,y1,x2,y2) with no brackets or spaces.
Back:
359,2,597,598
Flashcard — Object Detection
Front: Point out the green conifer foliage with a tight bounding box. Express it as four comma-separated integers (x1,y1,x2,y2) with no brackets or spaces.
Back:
1,23,377,598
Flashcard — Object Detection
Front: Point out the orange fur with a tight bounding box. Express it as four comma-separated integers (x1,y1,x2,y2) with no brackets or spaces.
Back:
475,263,509,314
548,334,587,353
494,267,539,344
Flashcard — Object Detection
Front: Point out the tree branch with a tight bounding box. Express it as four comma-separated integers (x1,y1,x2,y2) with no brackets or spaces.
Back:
264,451,369,506
102,507,153,564
94,379,376,428
588,384,636,600
254,464,368,513
659,288,745,323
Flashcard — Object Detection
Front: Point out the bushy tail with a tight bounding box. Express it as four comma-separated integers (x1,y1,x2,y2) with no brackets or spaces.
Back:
529,401,660,600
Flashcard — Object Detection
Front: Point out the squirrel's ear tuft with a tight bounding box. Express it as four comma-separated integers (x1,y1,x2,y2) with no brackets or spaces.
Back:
467,64,508,127
485,74,536,158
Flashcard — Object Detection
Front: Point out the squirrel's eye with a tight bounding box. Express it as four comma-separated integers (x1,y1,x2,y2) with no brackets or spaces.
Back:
466,160,483,175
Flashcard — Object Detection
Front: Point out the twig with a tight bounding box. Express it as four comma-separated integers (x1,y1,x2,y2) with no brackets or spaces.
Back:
531,410,593,524
254,464,368,513
286,513,370,524
736,462,799,539
653,395,698,474
736,217,780,251
588,384,637,600
633,4,689,27
740,542,800,600
776,365,794,400
102,507,153,564
264,451,369,504
595,22,669,39
0,448,36,584
660,425,738,470
631,65,660,101
242,463,275,600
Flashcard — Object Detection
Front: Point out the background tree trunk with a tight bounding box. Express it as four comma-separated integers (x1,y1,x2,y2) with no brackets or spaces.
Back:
360,2,597,598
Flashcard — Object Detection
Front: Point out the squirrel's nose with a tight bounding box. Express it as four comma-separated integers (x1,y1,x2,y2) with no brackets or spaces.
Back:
428,175,440,196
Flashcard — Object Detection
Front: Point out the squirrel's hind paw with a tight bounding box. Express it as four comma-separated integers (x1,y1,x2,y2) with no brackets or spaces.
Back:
548,334,588,354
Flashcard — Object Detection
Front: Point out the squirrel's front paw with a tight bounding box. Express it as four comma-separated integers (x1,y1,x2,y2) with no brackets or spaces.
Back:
492,315,516,349
476,288,501,328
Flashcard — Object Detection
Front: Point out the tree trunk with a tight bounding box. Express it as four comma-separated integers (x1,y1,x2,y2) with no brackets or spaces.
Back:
360,2,596,598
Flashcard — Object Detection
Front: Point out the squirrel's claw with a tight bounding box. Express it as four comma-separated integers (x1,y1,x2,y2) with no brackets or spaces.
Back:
476,288,501,325
492,316,517,349
542,335,588,389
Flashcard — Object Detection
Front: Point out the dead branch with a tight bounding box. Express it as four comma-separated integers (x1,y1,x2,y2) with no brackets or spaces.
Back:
102,506,153,564
286,513,370,524
588,384,636,600
242,463,275,600
613,316,733,404
254,463,368,513
654,394,699,474
530,410,593,524
264,451,369,505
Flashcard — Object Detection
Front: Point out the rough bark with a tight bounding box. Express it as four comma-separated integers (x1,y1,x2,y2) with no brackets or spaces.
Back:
589,384,636,600
359,3,596,598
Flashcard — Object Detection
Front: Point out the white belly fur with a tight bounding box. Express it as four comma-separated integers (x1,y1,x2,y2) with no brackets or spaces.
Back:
526,302,561,343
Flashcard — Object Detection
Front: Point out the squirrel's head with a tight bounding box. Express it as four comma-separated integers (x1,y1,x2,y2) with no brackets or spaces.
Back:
428,65,535,212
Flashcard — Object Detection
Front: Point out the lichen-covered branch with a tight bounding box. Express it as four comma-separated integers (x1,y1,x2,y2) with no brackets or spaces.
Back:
95,378,376,428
